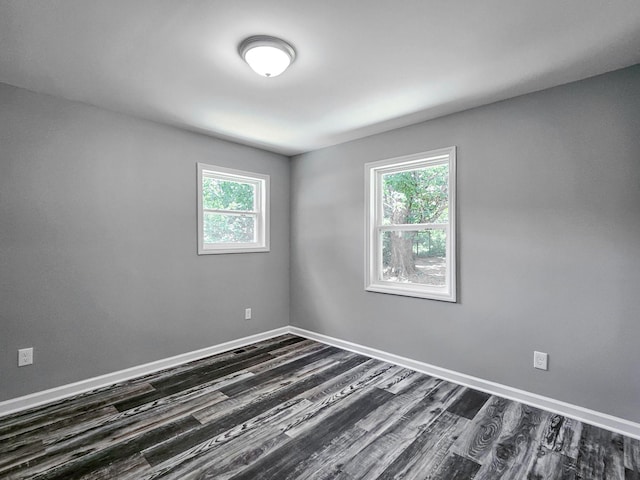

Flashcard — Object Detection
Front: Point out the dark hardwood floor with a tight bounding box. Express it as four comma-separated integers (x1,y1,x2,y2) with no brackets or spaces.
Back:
1,334,638,479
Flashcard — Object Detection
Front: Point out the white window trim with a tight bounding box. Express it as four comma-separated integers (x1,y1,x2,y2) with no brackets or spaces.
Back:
365,147,457,302
197,163,270,255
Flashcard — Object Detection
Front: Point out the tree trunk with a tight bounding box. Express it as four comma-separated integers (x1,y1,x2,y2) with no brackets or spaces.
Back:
390,232,416,279
389,196,416,280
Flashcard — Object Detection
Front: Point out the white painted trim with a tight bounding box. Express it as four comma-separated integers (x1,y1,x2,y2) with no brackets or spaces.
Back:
2,325,639,441
0,327,289,419
197,162,270,255
364,147,457,302
288,326,640,440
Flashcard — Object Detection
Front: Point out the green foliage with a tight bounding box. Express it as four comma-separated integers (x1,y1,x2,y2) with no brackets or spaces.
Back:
382,164,449,224
202,176,256,244
203,213,255,243
202,177,254,211
415,229,446,257
381,164,448,263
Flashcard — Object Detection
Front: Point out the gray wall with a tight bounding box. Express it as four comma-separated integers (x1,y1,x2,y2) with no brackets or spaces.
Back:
291,65,640,422
2,66,639,424
0,83,290,401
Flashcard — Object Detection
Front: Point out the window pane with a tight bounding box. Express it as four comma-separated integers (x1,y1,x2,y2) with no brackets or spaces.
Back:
202,177,255,211
382,164,449,225
381,230,447,286
203,213,256,243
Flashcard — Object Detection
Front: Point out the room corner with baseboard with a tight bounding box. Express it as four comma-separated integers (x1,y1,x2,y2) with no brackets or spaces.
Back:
1,2,640,477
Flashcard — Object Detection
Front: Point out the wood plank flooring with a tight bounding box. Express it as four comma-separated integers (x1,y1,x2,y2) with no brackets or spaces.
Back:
1,334,638,479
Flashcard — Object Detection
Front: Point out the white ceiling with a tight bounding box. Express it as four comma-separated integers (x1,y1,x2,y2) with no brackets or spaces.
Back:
1,1,639,156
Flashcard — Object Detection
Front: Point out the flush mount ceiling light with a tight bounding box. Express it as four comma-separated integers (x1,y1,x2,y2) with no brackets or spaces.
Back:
239,35,296,78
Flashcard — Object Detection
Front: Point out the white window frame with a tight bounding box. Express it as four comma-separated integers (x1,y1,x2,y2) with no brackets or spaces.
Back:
365,147,456,302
197,163,270,255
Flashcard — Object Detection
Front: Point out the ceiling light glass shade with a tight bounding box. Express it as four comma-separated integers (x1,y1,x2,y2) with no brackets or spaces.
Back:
239,36,296,77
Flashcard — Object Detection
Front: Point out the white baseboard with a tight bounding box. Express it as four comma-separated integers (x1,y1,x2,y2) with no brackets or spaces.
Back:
289,326,640,440
0,327,289,419
2,325,639,441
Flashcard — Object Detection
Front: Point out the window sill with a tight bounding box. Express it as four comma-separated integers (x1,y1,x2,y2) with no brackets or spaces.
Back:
198,245,270,255
365,282,456,302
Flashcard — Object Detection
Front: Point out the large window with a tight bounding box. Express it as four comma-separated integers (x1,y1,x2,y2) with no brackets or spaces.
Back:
365,147,456,301
197,163,269,254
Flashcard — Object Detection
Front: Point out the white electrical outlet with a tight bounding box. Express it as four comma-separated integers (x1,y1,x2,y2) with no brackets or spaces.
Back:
18,347,33,367
245,308,252,320
534,351,548,370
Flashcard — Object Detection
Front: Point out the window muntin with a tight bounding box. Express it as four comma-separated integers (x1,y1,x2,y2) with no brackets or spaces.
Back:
197,164,269,254
365,147,456,301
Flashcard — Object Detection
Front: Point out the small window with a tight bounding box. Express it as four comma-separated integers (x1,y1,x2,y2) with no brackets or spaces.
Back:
365,147,456,301
197,163,269,254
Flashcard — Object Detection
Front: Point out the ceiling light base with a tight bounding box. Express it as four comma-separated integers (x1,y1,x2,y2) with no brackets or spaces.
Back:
239,35,296,78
